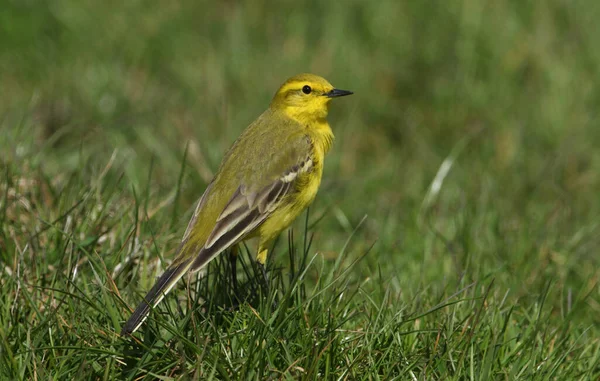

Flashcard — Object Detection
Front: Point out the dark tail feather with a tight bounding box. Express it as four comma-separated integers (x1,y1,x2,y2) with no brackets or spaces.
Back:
121,259,193,335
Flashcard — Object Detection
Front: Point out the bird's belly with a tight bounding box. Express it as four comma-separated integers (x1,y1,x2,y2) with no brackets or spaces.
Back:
257,167,322,243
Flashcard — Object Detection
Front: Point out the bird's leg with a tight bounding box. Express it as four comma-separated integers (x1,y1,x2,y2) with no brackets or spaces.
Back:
256,246,278,309
256,248,269,296
229,246,239,301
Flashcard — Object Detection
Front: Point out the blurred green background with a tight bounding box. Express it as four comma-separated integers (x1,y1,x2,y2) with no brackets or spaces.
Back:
2,0,599,378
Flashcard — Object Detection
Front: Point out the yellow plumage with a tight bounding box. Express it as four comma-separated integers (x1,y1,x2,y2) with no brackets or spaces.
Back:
121,73,352,335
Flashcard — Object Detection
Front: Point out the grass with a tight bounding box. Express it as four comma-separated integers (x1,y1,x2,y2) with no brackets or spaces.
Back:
1,0,600,379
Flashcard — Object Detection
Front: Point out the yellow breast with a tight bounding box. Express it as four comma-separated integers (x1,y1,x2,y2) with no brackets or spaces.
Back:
256,122,332,244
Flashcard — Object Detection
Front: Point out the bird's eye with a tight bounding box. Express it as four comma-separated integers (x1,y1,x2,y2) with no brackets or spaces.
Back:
302,85,312,94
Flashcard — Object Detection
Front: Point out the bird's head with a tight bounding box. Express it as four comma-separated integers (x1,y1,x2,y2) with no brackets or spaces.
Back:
270,73,353,122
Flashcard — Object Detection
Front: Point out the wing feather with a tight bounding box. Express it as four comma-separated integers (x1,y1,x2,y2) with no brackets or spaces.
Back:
193,156,313,271
122,118,318,335
203,179,288,251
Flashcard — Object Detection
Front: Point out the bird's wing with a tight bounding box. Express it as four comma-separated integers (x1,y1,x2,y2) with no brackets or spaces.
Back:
120,132,313,335
190,135,314,271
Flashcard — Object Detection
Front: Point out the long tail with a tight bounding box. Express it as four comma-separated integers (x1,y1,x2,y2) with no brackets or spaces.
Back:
120,258,194,335
120,181,263,335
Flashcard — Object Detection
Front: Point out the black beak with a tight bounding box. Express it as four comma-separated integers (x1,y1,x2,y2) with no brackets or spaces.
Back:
325,88,354,98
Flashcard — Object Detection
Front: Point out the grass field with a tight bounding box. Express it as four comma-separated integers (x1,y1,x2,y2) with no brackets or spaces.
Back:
2,1,600,379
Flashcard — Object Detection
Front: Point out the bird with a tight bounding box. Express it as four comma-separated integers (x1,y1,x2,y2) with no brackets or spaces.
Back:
120,73,353,335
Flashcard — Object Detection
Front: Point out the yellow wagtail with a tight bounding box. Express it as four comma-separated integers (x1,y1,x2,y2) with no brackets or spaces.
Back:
121,73,352,335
